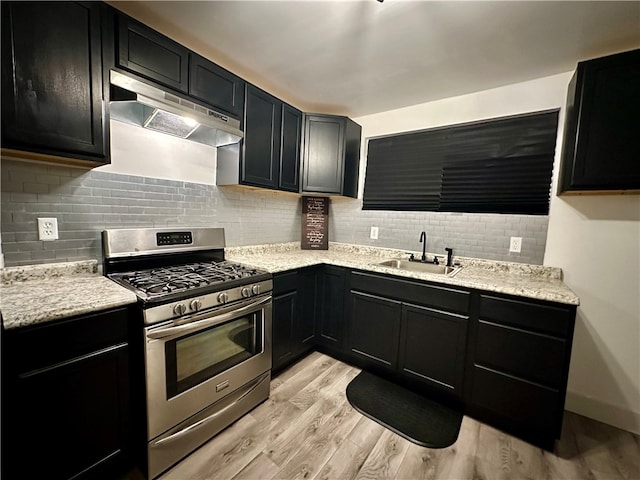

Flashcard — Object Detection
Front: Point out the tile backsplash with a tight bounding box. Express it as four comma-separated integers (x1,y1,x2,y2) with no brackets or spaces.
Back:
1,159,548,267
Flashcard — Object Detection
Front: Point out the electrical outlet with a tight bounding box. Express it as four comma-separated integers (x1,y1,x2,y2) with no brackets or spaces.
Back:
38,217,59,241
509,236,522,253
370,226,379,240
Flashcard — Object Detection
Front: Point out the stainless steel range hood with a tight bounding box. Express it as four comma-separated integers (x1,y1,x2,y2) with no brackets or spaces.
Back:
109,70,243,148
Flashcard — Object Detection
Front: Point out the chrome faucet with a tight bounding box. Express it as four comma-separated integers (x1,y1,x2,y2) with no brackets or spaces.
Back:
419,231,427,262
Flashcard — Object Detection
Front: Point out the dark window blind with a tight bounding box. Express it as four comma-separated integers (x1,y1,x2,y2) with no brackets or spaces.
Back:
363,110,559,215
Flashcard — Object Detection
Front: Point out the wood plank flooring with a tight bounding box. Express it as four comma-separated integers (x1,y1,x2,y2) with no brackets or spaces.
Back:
159,352,640,480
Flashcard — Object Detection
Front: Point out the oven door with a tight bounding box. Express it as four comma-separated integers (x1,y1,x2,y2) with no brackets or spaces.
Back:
144,293,272,441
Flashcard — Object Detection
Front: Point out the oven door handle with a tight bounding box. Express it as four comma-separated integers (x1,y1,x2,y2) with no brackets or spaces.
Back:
146,295,271,340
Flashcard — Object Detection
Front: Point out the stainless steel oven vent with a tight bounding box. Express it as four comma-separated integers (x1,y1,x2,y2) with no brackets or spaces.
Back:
109,70,243,148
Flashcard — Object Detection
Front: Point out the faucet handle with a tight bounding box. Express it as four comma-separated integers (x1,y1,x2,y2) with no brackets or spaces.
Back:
407,253,415,261
433,255,442,265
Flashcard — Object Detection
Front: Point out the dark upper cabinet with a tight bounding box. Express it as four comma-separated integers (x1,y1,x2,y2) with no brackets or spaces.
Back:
237,84,302,192
242,85,282,188
189,53,244,119
117,14,189,93
302,114,361,197
280,104,303,192
1,1,108,163
558,49,640,193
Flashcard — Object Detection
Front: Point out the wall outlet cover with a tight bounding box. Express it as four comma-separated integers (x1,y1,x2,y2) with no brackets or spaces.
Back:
370,226,379,240
509,236,522,253
38,217,59,241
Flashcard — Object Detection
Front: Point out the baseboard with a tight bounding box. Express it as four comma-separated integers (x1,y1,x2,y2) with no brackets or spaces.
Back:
565,390,640,435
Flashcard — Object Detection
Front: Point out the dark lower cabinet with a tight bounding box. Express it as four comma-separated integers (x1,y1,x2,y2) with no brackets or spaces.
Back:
399,304,468,394
2,307,133,480
348,291,401,372
1,1,108,163
316,266,347,353
273,266,577,450
272,268,317,372
466,293,577,449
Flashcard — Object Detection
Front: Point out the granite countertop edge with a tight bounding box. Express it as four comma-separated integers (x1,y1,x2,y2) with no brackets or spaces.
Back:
0,243,579,331
226,242,580,306
1,261,138,331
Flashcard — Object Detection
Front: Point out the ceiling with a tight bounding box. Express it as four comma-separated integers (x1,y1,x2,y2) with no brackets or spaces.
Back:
110,1,640,118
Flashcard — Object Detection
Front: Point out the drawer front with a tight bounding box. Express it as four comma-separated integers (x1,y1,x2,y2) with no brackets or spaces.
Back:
476,320,566,388
479,294,571,337
273,271,298,295
470,365,562,435
351,271,470,315
8,308,129,375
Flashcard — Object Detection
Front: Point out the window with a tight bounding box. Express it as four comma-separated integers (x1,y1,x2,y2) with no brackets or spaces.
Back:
362,109,559,215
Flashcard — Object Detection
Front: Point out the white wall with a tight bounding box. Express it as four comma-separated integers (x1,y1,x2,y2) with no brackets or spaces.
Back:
354,71,640,434
546,193,640,434
97,120,218,185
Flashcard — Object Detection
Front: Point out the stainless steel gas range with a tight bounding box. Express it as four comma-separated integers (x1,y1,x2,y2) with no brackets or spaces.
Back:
102,227,272,479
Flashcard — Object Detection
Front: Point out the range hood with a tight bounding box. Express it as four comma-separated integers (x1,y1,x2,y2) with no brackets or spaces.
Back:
109,70,243,148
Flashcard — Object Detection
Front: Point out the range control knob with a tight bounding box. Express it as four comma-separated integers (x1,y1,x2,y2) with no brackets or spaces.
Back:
241,287,251,298
173,303,187,316
190,299,202,312
217,292,229,304
252,284,261,295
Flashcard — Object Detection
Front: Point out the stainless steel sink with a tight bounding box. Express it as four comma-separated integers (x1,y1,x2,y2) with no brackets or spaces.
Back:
376,259,462,277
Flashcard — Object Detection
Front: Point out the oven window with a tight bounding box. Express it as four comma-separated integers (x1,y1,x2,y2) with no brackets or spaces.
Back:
165,312,262,398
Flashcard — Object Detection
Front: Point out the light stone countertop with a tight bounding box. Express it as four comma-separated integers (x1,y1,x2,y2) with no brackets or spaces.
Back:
0,260,138,330
226,242,580,306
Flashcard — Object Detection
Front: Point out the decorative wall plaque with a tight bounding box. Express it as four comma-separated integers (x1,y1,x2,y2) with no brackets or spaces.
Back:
301,196,329,250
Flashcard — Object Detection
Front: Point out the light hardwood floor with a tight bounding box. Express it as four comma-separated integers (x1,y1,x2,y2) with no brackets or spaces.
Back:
158,352,640,480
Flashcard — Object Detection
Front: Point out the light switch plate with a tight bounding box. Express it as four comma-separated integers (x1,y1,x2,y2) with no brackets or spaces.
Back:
38,217,59,241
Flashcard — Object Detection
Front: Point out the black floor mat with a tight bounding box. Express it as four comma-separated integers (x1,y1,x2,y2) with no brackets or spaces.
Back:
346,370,463,448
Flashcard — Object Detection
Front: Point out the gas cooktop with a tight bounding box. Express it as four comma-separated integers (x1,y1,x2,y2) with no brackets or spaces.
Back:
108,260,269,300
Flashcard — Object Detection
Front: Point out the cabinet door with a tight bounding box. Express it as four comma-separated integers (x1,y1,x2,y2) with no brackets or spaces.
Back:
348,291,401,371
398,304,468,395
189,53,244,118
317,266,346,351
1,1,107,161
6,345,130,480
279,104,302,192
272,291,297,371
302,114,346,194
242,85,281,188
559,49,640,192
117,14,189,93
297,268,318,351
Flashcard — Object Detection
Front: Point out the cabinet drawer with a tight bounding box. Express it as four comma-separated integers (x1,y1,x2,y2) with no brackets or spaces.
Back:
8,308,129,375
273,271,298,295
476,320,566,388
479,294,571,337
351,271,470,315
470,365,562,435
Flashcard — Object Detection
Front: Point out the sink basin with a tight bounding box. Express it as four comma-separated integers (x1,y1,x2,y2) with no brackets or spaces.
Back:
376,259,462,277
